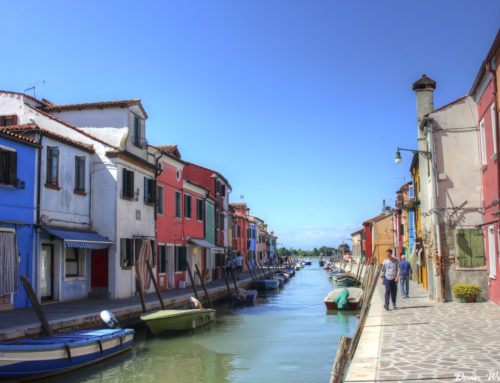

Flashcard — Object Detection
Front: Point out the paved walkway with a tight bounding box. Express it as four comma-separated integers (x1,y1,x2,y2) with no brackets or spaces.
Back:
0,271,258,341
346,280,500,383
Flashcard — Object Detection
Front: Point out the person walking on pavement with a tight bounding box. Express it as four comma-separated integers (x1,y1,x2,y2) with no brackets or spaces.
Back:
381,249,400,311
235,253,243,279
399,254,412,298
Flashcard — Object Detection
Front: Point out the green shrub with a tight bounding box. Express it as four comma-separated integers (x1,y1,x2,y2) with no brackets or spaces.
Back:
452,283,481,298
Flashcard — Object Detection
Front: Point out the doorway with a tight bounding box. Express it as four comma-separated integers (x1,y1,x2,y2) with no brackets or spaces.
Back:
91,248,109,289
41,244,54,301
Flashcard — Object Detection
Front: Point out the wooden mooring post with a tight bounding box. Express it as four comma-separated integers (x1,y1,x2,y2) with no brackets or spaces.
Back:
222,268,233,298
329,335,352,383
195,264,214,309
20,275,53,336
245,259,257,283
133,261,147,313
145,260,165,310
186,262,200,301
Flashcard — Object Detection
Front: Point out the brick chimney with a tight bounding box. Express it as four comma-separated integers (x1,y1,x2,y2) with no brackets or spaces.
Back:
412,74,436,128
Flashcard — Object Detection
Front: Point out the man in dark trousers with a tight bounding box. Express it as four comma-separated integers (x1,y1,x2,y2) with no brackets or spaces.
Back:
381,249,400,310
399,254,413,298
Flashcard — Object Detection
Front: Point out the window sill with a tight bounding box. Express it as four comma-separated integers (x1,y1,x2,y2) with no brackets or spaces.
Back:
74,190,87,196
64,276,86,281
45,183,60,191
455,266,487,271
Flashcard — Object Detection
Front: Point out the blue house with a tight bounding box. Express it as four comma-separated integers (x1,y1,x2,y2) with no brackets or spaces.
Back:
0,130,39,309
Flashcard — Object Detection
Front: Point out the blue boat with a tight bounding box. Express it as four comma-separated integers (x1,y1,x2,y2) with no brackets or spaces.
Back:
337,278,357,287
0,328,134,380
255,279,280,290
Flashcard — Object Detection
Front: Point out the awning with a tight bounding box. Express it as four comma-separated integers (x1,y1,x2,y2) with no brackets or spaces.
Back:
43,228,114,249
187,237,224,251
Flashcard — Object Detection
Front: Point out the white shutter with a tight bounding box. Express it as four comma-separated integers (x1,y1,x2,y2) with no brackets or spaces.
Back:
488,225,496,278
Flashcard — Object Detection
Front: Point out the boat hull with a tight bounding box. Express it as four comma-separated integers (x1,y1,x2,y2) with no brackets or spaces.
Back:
324,288,363,310
0,329,134,380
255,279,280,290
141,309,216,334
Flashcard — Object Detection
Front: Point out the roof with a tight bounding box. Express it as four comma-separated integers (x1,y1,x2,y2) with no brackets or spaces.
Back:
0,126,39,146
1,124,94,152
155,145,181,158
412,74,436,91
470,29,500,95
25,104,118,150
41,99,148,119
350,229,363,237
0,90,45,106
362,214,388,225
423,94,468,117
184,179,209,193
229,203,247,207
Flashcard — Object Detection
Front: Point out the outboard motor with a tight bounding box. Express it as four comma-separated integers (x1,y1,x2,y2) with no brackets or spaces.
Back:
100,310,120,329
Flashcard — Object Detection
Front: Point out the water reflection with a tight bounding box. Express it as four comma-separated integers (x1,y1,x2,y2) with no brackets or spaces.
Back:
43,260,358,383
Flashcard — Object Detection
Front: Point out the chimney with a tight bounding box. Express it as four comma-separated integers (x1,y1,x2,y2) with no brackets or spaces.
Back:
412,74,436,127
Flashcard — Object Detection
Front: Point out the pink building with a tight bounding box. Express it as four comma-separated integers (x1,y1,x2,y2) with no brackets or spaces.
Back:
470,31,500,304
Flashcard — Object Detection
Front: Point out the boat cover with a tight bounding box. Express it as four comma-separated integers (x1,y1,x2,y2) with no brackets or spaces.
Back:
334,288,350,309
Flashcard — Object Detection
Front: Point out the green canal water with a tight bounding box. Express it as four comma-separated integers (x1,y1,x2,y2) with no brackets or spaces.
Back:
46,260,358,383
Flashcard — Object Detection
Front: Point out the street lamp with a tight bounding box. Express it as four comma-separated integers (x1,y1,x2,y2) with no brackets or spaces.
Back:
394,147,431,164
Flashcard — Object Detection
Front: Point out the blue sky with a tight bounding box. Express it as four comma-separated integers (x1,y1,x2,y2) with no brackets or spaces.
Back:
2,1,499,249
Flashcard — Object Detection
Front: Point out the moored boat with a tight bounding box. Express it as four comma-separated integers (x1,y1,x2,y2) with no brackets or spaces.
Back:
304,259,312,265
324,288,363,310
141,309,216,334
0,328,134,380
255,279,280,290
336,278,357,287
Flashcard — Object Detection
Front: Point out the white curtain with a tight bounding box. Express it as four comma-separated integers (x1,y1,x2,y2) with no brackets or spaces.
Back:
0,231,18,296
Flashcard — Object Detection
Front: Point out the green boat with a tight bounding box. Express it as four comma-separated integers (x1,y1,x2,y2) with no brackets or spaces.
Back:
141,309,216,334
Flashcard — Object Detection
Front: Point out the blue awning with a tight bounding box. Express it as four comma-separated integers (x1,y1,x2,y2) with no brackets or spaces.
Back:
43,228,114,249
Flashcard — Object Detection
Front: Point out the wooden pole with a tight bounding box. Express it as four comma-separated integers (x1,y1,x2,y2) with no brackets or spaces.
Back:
245,258,257,283
20,274,53,336
230,268,239,292
145,260,165,310
133,261,147,313
195,264,214,309
329,335,352,383
222,268,233,298
186,262,200,301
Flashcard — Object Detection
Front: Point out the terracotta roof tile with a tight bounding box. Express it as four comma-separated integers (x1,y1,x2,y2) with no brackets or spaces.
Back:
0,126,38,145
155,144,181,158
1,124,95,152
363,214,388,225
42,99,148,119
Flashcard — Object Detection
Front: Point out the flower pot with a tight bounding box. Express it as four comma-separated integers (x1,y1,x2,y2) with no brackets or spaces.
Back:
465,295,477,303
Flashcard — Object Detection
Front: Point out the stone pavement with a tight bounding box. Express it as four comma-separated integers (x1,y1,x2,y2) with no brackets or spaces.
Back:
0,271,257,341
345,280,500,383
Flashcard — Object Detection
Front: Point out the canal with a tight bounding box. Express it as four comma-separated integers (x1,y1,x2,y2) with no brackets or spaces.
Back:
46,260,358,383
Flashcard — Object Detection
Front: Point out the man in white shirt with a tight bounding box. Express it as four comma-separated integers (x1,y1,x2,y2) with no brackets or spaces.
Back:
381,249,400,310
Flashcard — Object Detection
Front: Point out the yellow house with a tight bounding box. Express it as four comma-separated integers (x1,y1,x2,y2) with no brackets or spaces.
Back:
372,214,394,264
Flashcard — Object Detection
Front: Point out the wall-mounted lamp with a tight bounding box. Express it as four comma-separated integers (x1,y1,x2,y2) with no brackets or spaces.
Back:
395,147,431,164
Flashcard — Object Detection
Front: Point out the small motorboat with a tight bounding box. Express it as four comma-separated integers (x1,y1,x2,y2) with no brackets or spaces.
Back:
304,259,312,265
255,279,280,290
233,289,258,305
0,311,134,380
337,278,357,287
319,260,325,266
324,288,363,310
324,263,331,270
141,308,215,334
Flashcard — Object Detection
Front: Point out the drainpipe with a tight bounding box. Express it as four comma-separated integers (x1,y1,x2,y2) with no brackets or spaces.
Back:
427,120,445,301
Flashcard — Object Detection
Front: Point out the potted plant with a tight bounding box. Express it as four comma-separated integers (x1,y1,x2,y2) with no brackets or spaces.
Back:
452,283,481,303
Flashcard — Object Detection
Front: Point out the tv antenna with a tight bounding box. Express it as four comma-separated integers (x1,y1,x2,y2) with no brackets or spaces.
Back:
239,194,244,201
24,80,46,99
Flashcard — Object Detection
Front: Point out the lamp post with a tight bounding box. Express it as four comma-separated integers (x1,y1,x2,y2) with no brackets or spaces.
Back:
394,147,431,164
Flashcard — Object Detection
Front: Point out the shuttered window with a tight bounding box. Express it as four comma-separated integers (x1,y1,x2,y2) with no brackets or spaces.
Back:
0,115,17,126
120,238,134,268
157,185,164,214
143,177,156,204
122,168,134,199
175,246,187,272
158,245,167,273
133,116,140,146
0,149,17,186
184,195,192,219
175,192,181,218
74,156,85,191
457,229,485,267
197,199,204,221
46,146,59,185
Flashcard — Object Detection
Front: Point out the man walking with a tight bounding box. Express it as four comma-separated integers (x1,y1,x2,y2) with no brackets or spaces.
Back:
399,254,412,298
381,249,399,311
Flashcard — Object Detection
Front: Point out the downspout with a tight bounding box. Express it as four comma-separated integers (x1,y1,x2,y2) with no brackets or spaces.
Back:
427,120,445,301
36,134,42,226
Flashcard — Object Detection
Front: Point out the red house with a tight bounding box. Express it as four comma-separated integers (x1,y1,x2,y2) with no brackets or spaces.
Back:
361,214,386,264
230,203,250,271
470,30,500,304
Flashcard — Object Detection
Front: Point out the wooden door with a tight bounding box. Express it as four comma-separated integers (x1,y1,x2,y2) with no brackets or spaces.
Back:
91,249,108,287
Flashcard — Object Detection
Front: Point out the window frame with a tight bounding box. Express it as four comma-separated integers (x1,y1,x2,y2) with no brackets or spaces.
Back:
120,238,134,268
479,119,487,167
74,156,86,192
0,148,17,186
158,244,167,274
46,146,59,186
157,185,164,215
65,248,85,278
184,194,192,219
133,115,141,147
143,177,156,205
122,168,135,199
196,198,204,221
175,191,182,218
456,228,486,268
175,246,187,272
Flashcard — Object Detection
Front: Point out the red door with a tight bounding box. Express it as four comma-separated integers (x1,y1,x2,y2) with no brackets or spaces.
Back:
91,249,109,287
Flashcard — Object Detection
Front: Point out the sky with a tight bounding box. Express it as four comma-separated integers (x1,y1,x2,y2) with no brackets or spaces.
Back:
2,1,500,249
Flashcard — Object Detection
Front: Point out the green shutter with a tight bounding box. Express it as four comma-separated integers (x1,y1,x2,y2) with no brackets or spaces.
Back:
457,229,485,267
470,229,485,267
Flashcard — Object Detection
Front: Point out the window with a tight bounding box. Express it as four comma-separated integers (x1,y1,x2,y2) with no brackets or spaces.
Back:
221,184,226,197
74,156,85,192
158,245,167,274
46,146,59,185
488,226,496,278
220,212,224,229
0,148,17,186
175,246,187,272
122,168,134,199
184,194,192,219
175,192,181,218
65,248,84,277
215,180,220,195
120,238,134,268
0,115,17,126
492,104,497,155
480,119,487,167
133,116,140,146
144,177,156,204
457,229,485,267
197,199,204,221
157,185,164,214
